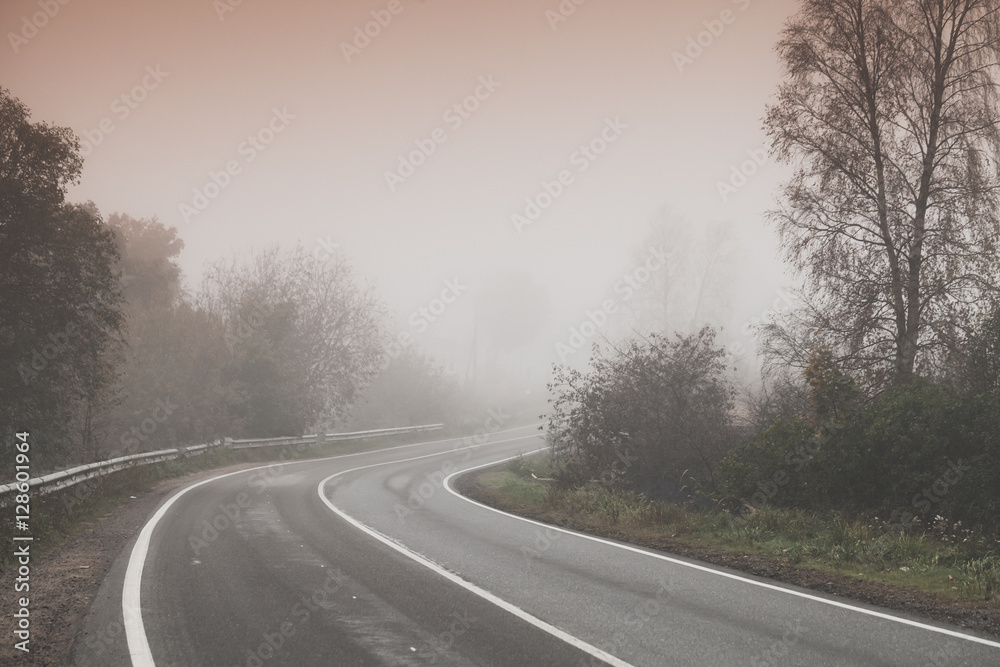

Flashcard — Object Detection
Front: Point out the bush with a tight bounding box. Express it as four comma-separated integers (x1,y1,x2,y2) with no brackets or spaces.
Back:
545,327,737,500
936,390,1000,530
717,416,815,509
719,376,1000,532
813,377,969,514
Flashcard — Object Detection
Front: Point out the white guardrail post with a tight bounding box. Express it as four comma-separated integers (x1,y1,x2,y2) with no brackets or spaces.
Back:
0,424,443,499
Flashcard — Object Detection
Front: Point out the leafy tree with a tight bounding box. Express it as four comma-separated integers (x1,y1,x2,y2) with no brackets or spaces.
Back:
104,213,237,454
0,88,125,465
103,303,237,454
107,213,185,310
763,0,1000,390
199,245,386,435
224,300,314,437
0,87,82,216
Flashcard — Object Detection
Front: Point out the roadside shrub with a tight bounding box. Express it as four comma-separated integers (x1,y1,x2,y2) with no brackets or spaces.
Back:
720,375,1000,533
798,378,957,511
740,369,810,439
545,327,737,500
717,416,815,509
934,390,1000,532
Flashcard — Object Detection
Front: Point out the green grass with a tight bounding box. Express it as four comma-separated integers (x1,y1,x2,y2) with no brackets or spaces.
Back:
480,454,1000,605
479,471,549,508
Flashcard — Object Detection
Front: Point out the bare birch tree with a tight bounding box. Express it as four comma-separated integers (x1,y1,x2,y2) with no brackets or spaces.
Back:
763,0,1000,389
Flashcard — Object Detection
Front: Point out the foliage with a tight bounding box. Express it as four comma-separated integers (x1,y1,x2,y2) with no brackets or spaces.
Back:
946,302,1000,396
720,375,1000,532
545,327,737,499
95,214,239,458
739,368,810,436
717,416,816,509
803,346,860,423
108,212,185,310
198,245,386,436
0,88,126,466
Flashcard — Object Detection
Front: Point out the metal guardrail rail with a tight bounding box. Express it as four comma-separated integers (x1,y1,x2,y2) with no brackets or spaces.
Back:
0,423,444,497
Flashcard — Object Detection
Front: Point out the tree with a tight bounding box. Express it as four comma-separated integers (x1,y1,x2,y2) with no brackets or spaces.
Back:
0,88,125,465
109,301,238,451
739,368,810,437
198,245,386,435
622,210,739,338
103,214,238,455
763,0,1000,390
107,213,185,310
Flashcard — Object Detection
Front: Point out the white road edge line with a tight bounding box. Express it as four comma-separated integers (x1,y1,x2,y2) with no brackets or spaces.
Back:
443,451,1000,652
122,423,541,666
316,436,635,667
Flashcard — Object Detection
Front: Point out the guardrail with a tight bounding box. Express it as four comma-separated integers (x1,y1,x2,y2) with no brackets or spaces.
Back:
228,423,444,450
0,423,444,498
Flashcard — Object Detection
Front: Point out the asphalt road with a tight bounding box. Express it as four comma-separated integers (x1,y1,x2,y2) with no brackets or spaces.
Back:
71,423,1000,666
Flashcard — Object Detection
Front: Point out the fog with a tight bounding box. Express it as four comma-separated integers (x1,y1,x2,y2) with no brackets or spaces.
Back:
2,0,801,399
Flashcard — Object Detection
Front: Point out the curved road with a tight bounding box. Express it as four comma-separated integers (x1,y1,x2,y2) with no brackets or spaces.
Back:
71,423,1000,666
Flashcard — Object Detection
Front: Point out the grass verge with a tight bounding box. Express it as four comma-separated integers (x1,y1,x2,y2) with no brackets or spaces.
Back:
475,453,1000,608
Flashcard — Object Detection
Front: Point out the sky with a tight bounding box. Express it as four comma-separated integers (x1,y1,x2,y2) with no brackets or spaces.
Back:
2,0,802,392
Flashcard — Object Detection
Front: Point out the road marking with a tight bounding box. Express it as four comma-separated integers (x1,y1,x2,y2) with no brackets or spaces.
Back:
317,437,635,667
444,453,1000,652
122,424,540,665
124,469,249,666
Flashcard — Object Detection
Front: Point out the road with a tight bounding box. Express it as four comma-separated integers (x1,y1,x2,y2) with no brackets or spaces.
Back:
71,423,1000,666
